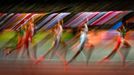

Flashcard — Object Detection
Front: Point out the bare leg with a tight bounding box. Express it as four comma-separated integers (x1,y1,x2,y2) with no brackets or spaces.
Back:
67,41,85,64
85,44,94,65
35,44,56,64
33,33,52,59
120,40,131,66
100,36,122,63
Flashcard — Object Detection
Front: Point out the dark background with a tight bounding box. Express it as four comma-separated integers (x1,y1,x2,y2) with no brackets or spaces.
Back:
0,0,134,13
